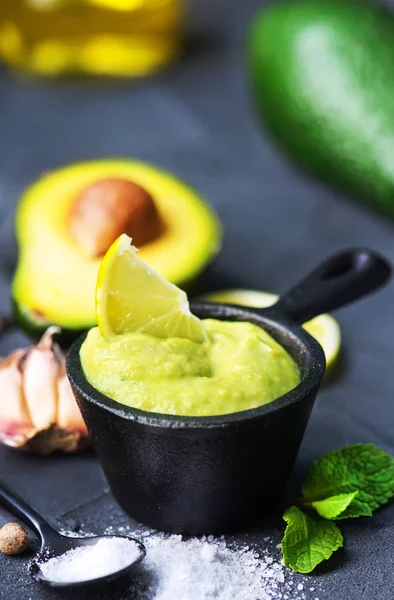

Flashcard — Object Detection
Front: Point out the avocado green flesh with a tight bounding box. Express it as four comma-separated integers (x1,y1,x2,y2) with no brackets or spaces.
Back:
249,0,394,217
80,319,300,417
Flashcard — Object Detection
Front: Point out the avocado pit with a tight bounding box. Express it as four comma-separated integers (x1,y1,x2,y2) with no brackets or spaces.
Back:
69,178,161,258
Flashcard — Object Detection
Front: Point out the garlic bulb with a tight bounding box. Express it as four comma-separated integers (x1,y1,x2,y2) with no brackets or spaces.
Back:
0,327,90,455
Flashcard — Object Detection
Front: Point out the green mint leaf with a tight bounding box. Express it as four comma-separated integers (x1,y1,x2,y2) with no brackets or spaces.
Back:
282,506,343,573
302,443,394,515
336,497,373,519
311,491,358,519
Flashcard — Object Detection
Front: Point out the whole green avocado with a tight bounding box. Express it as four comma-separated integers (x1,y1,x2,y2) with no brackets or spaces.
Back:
249,0,394,217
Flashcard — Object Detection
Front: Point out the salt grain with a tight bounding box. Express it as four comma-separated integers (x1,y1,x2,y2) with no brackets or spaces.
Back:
40,537,141,583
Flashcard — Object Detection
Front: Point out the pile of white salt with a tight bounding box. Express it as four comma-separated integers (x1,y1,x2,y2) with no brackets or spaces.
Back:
128,534,316,600
48,527,321,599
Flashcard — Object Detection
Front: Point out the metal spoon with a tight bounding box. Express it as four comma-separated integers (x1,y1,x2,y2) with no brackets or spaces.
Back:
0,480,146,589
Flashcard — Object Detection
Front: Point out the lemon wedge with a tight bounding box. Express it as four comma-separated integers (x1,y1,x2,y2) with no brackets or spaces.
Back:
200,289,341,370
96,234,206,342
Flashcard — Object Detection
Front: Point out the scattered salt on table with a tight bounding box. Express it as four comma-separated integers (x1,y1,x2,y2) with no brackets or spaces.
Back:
128,534,311,600
40,537,141,584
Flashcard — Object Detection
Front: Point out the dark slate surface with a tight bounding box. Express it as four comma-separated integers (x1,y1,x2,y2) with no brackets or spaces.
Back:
1,0,394,598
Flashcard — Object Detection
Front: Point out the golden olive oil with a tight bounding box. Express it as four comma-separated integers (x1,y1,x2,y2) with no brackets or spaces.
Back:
0,0,181,77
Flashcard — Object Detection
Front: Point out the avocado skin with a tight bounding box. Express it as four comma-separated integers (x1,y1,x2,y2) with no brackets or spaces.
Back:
249,0,394,217
12,301,83,348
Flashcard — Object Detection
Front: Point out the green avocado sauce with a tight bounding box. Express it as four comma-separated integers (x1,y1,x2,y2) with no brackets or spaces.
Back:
80,319,300,417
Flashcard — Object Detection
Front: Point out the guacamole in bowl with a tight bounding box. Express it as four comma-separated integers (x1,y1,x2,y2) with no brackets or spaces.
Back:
80,319,300,417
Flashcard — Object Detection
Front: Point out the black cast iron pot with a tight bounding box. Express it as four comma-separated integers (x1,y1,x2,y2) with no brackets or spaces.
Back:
67,248,391,535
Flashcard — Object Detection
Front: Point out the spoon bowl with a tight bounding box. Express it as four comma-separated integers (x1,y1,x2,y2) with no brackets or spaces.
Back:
29,533,146,589
0,481,146,589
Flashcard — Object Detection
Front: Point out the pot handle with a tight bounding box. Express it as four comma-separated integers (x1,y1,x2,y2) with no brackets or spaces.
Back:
273,248,391,324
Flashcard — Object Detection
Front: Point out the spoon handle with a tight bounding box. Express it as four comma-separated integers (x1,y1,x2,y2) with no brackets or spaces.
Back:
0,480,53,539
273,248,391,324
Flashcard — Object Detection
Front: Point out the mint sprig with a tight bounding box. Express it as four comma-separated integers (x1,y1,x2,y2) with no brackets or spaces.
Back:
303,444,394,516
282,443,394,573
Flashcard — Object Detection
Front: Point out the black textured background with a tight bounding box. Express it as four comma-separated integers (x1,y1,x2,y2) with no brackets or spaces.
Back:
1,0,394,598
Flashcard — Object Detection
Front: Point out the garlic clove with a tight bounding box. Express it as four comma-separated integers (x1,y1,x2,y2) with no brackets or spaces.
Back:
0,349,34,447
57,364,87,434
0,327,91,454
21,327,60,431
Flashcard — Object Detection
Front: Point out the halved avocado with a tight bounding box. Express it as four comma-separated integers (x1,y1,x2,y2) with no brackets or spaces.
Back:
12,159,221,340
